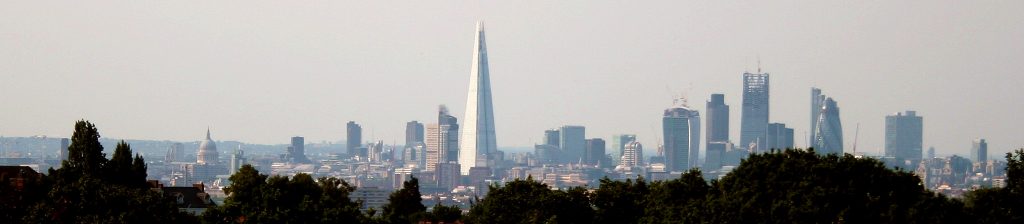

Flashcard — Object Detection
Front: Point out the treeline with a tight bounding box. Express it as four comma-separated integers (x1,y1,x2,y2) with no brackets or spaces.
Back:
4,121,1024,223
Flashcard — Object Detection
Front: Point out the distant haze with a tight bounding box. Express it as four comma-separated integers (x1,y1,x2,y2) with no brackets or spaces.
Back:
1,2,1022,158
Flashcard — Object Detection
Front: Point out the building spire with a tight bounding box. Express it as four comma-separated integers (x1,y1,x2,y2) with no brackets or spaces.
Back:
206,127,211,140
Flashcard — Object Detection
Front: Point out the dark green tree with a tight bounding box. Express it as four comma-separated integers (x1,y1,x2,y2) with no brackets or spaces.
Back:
381,177,427,223
593,176,648,223
24,120,193,223
467,177,591,224
427,203,463,223
203,165,363,223
964,148,1024,223
641,169,710,223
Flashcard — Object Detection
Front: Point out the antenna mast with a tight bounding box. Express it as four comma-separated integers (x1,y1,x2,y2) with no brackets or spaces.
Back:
852,123,860,154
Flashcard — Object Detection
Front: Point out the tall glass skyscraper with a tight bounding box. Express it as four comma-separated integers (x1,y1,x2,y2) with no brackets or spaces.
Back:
740,72,769,152
663,98,700,171
346,121,362,156
813,97,844,155
971,139,988,164
885,110,923,163
559,125,586,163
705,94,729,170
459,21,499,175
810,88,824,146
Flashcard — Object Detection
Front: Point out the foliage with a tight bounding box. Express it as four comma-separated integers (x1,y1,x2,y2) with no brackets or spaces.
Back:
467,176,593,224
202,165,363,223
14,120,194,223
381,177,427,223
962,148,1024,223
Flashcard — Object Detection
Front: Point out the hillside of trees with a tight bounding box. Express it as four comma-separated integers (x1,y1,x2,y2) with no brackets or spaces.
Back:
4,120,1024,223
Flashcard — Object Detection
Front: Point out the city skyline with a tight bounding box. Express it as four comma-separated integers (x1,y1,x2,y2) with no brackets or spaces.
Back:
2,2,1024,158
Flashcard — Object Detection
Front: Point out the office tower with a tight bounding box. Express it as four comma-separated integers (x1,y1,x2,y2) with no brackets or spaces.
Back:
884,111,923,162
559,126,586,163
611,134,637,165
765,123,795,151
585,138,606,165
459,21,499,175
663,98,701,171
197,129,218,165
427,106,460,171
534,144,560,164
706,94,729,143
705,94,729,170
619,141,644,168
927,146,936,159
347,121,362,157
971,139,988,164
406,121,424,146
543,129,560,146
229,146,246,175
166,143,185,163
810,88,824,145
740,71,769,152
288,136,310,163
435,163,461,190
59,138,69,161
813,97,844,155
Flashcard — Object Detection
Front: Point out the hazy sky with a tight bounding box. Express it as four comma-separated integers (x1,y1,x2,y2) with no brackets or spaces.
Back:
2,1,1023,157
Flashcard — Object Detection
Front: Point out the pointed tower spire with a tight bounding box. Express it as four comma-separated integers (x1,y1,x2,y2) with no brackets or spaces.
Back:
206,128,212,140
459,20,498,175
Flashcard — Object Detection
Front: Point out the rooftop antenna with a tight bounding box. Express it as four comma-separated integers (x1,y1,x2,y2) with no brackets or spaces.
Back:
757,55,762,74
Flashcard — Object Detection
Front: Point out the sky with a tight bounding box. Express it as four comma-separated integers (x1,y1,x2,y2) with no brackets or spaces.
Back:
1,1,1023,157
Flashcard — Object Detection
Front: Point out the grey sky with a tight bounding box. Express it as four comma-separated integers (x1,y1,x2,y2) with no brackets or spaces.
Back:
2,1,1022,157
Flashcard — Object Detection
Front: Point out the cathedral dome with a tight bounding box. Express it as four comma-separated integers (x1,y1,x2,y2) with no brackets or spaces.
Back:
197,129,218,165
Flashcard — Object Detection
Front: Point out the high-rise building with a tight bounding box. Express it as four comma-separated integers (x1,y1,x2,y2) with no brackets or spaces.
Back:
559,126,586,163
404,142,427,168
406,121,424,146
663,98,701,171
459,21,499,175
427,106,460,171
368,141,384,162
59,138,69,161
706,94,729,143
740,71,770,152
610,134,636,165
543,129,560,146
810,88,824,146
813,97,843,155
196,129,218,165
705,94,729,170
347,121,362,157
619,141,643,168
287,136,310,163
885,111,923,163
585,138,606,165
927,146,936,159
971,139,988,164
765,123,794,151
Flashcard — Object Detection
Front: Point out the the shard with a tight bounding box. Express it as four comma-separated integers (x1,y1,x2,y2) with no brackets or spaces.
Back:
459,21,498,175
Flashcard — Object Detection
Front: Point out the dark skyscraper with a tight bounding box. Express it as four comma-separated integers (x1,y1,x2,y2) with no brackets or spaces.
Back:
585,138,606,165
740,71,769,152
559,126,586,163
885,110,923,163
438,106,460,163
663,98,700,172
611,134,636,165
347,121,362,157
543,129,561,146
706,94,729,143
971,139,988,164
813,97,844,155
288,136,310,163
405,121,424,146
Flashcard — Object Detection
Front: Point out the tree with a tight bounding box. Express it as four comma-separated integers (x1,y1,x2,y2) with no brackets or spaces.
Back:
381,177,427,223
593,176,648,223
427,203,462,223
641,169,710,223
24,120,194,223
203,165,363,223
963,148,1024,223
467,177,591,224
